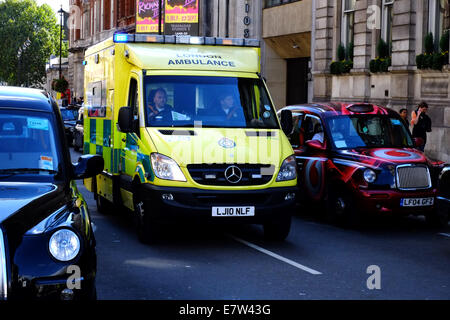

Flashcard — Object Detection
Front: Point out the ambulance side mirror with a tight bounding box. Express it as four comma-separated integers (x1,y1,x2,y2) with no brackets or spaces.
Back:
118,106,134,133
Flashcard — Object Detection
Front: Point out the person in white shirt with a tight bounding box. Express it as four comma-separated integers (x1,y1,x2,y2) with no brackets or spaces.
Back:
312,131,324,143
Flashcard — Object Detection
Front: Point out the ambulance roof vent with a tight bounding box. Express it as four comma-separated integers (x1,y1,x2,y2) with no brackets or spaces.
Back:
113,33,260,48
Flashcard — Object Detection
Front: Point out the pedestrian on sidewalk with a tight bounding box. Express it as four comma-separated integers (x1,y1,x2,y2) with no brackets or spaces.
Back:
399,108,410,132
410,101,432,152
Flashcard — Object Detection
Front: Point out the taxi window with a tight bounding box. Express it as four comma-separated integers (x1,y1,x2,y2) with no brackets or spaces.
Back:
289,113,303,148
302,115,324,142
0,110,61,176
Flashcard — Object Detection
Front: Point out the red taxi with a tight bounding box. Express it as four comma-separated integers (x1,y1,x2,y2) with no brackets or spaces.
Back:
279,102,448,226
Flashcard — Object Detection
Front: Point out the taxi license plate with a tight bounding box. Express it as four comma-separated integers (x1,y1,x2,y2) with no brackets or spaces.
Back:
400,197,434,207
212,207,255,217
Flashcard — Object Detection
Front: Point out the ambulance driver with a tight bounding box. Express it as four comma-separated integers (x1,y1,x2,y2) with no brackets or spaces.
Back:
147,88,173,125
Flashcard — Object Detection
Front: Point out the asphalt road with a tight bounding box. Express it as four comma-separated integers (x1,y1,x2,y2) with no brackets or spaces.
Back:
71,149,450,300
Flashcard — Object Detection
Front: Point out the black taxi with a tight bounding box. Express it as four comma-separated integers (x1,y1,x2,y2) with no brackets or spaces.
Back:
0,87,103,300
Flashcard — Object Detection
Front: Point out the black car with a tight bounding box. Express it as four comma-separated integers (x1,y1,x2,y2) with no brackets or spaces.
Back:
0,87,103,300
60,107,78,146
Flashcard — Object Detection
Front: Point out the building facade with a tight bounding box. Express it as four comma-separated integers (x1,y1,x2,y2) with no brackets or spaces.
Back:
262,0,314,108
313,0,450,162
68,0,138,101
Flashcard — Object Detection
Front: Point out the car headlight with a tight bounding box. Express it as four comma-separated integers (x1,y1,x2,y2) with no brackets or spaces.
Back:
151,153,187,182
276,156,297,182
363,168,377,183
49,229,80,262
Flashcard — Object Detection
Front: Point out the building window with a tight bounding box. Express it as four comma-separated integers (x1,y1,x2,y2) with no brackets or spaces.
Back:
264,0,301,9
341,0,355,53
429,0,446,48
382,0,394,53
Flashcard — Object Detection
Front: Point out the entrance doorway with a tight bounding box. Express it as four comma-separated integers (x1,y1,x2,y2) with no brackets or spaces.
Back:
286,58,310,105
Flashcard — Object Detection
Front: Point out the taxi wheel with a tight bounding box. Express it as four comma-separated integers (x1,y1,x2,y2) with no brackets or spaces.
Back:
133,196,160,244
326,187,361,228
263,215,292,241
425,208,449,228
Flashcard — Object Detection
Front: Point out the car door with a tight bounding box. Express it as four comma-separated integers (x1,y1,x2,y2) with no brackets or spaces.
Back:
296,114,329,202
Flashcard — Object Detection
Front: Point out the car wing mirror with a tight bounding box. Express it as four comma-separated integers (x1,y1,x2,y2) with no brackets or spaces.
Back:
118,106,134,133
73,155,104,180
305,139,327,151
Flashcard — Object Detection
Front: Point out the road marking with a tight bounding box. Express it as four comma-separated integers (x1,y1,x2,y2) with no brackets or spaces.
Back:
227,234,322,275
438,233,450,238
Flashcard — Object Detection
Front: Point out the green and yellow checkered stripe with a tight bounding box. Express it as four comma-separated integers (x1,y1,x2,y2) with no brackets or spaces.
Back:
84,118,120,174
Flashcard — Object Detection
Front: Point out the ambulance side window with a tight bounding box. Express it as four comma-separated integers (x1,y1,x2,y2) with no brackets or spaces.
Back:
128,78,139,136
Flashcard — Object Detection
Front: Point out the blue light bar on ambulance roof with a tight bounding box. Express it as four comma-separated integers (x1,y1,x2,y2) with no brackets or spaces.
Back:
113,33,135,43
112,33,260,47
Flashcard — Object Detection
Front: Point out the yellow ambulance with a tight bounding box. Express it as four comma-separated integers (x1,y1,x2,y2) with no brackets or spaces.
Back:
83,33,297,243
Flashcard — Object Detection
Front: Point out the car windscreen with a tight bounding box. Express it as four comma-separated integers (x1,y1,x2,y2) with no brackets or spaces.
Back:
0,110,61,179
61,109,77,121
326,115,414,149
143,76,279,129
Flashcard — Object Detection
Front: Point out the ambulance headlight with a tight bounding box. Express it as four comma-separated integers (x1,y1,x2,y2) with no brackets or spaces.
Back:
151,153,187,182
276,156,297,182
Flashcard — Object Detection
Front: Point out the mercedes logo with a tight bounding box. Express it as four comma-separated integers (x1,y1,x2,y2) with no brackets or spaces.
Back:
224,165,243,184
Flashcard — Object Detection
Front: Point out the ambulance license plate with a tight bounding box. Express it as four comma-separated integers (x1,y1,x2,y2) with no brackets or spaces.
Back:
212,207,255,217
400,197,434,207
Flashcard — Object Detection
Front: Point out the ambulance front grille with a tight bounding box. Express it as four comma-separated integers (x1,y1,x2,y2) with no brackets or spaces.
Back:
396,165,431,190
187,164,275,186
0,228,7,300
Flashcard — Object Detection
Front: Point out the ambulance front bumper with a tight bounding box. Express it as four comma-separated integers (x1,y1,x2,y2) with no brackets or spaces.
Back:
139,185,298,223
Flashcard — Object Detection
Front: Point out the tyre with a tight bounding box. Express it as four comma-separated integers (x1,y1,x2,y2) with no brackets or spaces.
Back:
263,215,292,241
425,207,449,228
326,187,362,228
133,194,160,244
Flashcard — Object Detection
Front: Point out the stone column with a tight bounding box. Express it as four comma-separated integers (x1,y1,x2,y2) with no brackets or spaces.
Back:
353,0,372,71
313,0,334,101
350,0,372,101
390,0,416,107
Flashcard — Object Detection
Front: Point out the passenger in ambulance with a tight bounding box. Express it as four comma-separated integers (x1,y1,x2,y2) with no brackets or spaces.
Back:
147,88,173,125
210,93,245,122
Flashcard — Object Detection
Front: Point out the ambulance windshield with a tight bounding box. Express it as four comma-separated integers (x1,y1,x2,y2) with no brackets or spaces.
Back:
143,76,279,129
